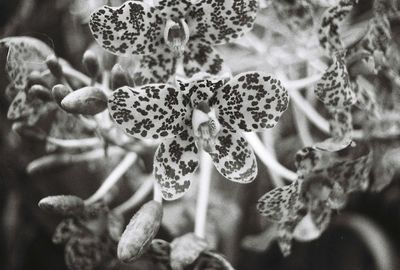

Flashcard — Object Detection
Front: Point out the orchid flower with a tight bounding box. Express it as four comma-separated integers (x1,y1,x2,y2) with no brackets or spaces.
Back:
108,72,289,200
257,147,372,256
89,0,259,84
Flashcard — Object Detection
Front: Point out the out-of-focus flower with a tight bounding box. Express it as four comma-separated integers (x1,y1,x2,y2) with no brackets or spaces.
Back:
89,0,259,84
257,147,372,256
108,72,289,200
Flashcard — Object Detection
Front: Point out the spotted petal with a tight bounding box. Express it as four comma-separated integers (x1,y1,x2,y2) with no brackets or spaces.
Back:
89,1,163,56
315,52,356,109
294,147,323,175
318,0,356,54
133,46,177,85
154,130,199,200
257,180,305,223
108,85,191,139
0,37,53,91
188,0,259,45
211,72,289,132
208,129,257,183
155,0,192,19
183,42,224,78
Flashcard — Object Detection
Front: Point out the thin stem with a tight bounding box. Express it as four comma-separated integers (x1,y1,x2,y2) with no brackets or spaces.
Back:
292,97,314,146
85,152,137,205
153,181,163,203
245,133,298,181
46,137,102,149
26,147,123,174
113,176,154,215
194,151,213,239
261,130,284,187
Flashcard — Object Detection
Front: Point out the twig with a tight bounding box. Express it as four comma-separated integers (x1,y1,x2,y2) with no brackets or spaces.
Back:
245,133,298,181
261,130,284,187
194,151,213,238
153,181,163,203
113,176,154,215
292,95,314,146
85,152,137,204
26,147,123,174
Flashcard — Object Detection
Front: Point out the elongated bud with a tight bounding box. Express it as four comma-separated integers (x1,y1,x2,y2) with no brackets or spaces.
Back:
170,233,208,270
117,200,163,263
52,84,72,106
46,55,64,79
39,195,85,216
28,84,52,101
111,64,129,90
83,50,100,79
61,86,108,115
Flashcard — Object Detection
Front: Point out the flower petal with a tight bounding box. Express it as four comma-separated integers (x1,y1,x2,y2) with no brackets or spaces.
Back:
108,85,191,139
257,180,305,223
318,0,356,54
155,0,192,19
89,1,163,56
183,42,224,78
315,52,356,109
0,37,53,89
188,0,259,45
133,46,177,85
154,130,199,200
294,147,322,175
208,129,257,183
211,72,289,132
272,0,313,35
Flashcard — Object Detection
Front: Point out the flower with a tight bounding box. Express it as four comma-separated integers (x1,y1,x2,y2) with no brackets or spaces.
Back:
89,0,259,84
50,201,124,270
257,146,372,256
108,72,289,200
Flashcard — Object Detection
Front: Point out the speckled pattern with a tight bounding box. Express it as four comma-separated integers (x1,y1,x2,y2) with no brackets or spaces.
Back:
211,72,289,132
109,72,288,200
318,0,356,54
90,0,259,84
272,0,314,34
315,52,356,109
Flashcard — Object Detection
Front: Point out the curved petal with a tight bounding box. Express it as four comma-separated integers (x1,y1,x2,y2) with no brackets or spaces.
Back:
188,0,259,45
211,72,289,132
257,180,305,223
133,45,177,85
89,1,163,56
315,52,356,109
208,129,257,183
182,42,224,78
154,130,199,200
108,84,191,139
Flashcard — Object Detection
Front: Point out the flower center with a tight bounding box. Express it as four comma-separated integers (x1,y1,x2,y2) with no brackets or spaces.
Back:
192,101,221,153
164,19,190,57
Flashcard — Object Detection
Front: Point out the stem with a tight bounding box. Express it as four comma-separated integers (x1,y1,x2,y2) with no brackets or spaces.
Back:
153,181,163,203
261,130,284,187
284,73,322,90
46,137,102,149
113,176,154,215
63,66,111,92
245,132,298,181
292,96,314,146
338,214,396,270
26,147,123,174
85,152,137,204
194,151,213,239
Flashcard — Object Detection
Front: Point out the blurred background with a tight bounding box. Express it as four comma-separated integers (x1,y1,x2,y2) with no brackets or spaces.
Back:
1,0,400,269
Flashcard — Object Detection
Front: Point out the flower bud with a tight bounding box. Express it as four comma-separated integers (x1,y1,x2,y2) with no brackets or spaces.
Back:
28,84,52,101
83,50,100,79
61,86,108,115
52,84,72,106
111,64,130,90
39,195,85,216
117,200,163,263
46,54,64,79
170,233,208,270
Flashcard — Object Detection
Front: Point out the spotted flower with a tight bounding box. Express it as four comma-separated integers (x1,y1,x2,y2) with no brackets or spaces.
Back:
89,0,259,85
50,201,123,270
108,72,289,200
257,147,372,256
